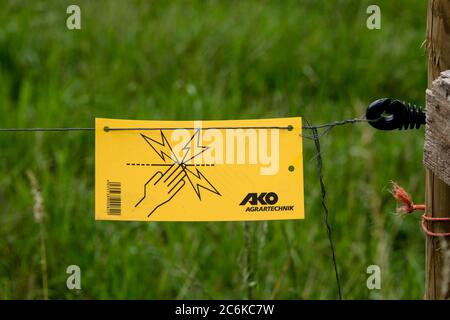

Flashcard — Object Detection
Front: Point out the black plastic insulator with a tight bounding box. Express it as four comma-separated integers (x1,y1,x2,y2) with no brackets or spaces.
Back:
366,98,426,131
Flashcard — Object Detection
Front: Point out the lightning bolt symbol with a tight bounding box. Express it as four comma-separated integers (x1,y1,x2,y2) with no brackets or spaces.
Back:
181,129,209,164
140,131,178,163
137,130,220,201
183,165,221,200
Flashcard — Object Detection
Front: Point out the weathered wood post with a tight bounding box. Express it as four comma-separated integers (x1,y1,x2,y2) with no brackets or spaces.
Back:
424,0,450,300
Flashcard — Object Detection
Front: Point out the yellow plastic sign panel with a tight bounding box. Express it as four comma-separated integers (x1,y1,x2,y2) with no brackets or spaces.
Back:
95,117,304,221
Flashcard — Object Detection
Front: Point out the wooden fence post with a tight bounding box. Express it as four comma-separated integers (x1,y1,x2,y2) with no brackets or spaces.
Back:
424,0,450,300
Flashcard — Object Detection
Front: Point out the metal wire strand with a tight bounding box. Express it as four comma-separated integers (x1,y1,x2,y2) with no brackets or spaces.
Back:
0,117,371,133
310,124,343,300
0,127,95,132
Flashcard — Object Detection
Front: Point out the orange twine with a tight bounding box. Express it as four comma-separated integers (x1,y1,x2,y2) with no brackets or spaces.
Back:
390,182,450,237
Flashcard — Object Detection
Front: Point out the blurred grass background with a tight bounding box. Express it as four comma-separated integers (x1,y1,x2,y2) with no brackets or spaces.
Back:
0,0,428,299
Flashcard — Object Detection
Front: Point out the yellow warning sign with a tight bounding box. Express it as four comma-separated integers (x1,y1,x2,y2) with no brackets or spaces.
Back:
95,117,304,221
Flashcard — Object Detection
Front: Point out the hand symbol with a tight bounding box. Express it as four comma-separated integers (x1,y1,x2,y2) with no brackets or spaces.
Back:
135,163,187,216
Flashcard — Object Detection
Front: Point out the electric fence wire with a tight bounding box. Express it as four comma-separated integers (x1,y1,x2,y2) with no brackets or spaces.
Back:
309,122,343,300
0,117,370,133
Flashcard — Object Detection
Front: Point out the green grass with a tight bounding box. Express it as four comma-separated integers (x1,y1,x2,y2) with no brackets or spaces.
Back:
0,0,429,299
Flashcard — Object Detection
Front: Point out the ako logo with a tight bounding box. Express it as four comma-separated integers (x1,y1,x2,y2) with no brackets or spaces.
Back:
240,192,294,213
240,192,278,206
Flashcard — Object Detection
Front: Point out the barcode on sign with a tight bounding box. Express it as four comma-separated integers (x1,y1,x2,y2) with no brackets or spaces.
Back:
107,180,121,215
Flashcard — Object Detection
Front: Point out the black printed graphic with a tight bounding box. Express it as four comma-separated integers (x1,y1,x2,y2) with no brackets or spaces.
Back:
107,180,122,215
240,192,279,206
130,130,221,216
